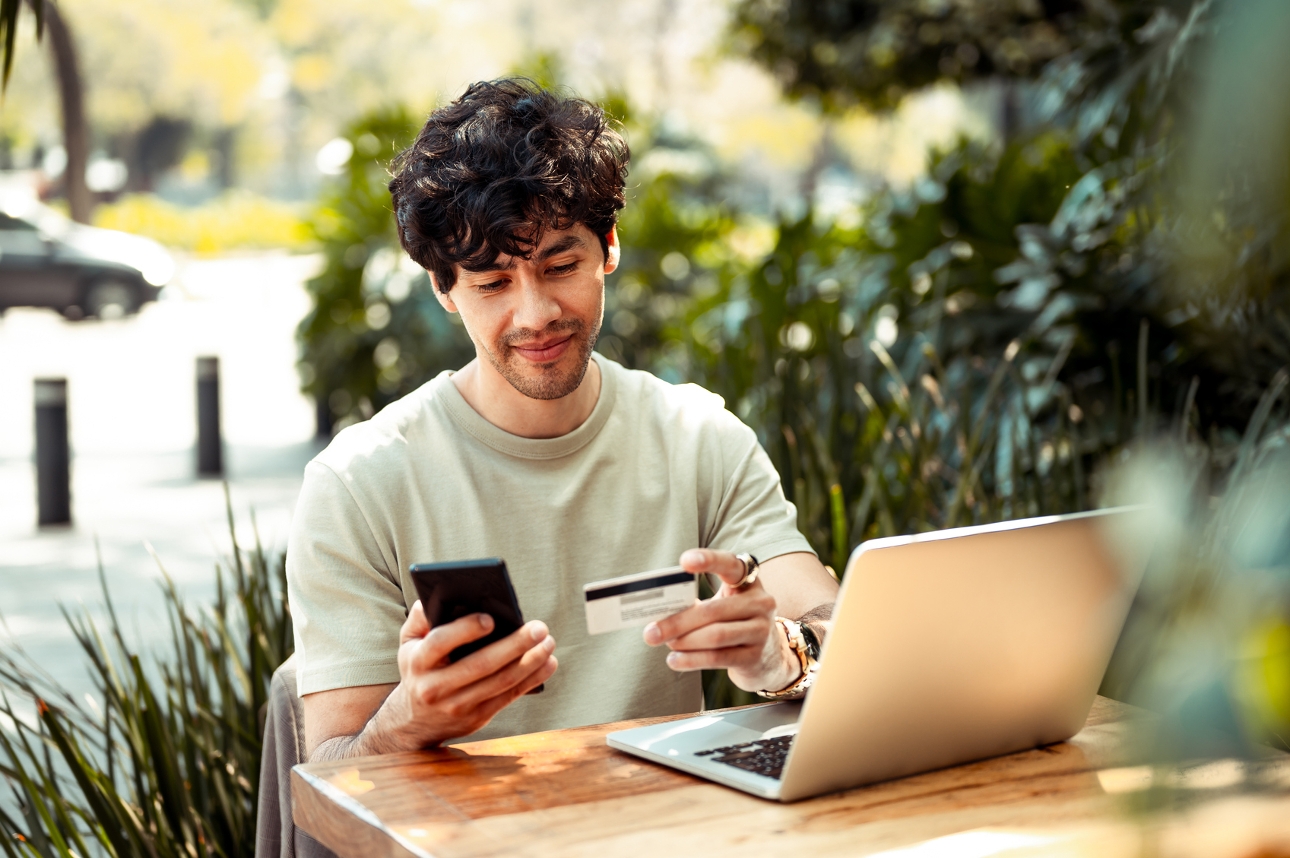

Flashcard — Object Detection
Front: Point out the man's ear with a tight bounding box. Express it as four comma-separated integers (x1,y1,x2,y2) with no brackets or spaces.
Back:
430,274,458,313
604,226,621,275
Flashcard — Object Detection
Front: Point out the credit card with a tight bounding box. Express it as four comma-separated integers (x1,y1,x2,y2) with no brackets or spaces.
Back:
583,566,698,635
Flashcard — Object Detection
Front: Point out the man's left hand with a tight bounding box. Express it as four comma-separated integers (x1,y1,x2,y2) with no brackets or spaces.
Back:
642,548,800,694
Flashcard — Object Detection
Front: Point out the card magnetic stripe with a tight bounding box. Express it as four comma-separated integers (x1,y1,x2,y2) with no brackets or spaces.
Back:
585,572,694,600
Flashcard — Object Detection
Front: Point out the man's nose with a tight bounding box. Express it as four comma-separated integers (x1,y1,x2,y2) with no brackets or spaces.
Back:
511,276,561,332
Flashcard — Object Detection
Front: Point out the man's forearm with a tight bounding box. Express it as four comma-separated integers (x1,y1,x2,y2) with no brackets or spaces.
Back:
308,684,421,763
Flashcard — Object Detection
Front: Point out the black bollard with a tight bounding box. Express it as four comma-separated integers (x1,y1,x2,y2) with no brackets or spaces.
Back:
315,393,333,439
34,378,71,526
196,356,223,476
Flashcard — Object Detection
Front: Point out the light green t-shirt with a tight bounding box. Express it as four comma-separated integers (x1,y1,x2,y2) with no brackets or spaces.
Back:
286,353,814,741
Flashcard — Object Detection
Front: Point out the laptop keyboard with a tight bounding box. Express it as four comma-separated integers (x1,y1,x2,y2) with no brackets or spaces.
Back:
694,734,795,780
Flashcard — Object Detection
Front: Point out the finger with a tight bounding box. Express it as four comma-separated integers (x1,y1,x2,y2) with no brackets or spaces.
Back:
665,645,761,673
501,653,558,702
451,654,559,730
407,613,495,674
527,655,558,691
400,600,430,644
455,634,557,708
679,548,752,589
666,618,770,653
644,587,774,645
644,594,766,645
435,620,548,688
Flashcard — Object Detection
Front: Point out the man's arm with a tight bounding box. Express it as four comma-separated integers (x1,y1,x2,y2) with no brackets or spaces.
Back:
645,549,838,695
305,683,397,762
302,604,558,762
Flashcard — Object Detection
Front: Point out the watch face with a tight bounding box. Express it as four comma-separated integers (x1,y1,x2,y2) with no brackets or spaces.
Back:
800,623,822,660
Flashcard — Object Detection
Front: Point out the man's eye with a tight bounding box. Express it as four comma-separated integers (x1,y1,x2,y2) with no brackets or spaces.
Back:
477,280,506,292
549,262,578,275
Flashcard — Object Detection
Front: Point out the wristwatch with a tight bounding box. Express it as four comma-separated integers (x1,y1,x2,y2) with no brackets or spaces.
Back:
757,617,821,699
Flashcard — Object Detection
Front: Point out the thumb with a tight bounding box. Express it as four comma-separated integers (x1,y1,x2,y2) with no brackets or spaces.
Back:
401,600,431,643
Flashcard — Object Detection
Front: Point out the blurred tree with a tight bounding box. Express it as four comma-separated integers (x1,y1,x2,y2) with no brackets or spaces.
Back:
730,0,1165,113
62,0,268,195
3,0,92,221
38,0,89,221
0,0,272,209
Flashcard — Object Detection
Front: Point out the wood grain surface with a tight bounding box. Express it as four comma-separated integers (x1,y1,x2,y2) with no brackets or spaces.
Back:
292,698,1290,858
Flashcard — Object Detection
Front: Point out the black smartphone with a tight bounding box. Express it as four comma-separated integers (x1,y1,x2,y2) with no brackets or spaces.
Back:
409,558,543,693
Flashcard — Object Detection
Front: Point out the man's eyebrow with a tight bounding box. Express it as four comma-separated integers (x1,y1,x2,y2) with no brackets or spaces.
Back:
535,234,586,261
465,259,512,274
461,234,587,276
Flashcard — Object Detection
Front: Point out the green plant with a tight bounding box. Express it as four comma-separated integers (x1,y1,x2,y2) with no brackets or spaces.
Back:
1098,373,1290,775
0,490,292,857
297,107,475,430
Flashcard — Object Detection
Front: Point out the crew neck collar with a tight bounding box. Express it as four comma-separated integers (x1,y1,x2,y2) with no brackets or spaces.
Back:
436,352,617,460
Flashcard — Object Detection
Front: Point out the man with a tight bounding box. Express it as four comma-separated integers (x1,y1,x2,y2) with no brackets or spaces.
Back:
288,79,839,762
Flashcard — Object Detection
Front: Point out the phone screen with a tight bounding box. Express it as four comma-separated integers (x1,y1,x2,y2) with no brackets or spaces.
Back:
409,558,542,693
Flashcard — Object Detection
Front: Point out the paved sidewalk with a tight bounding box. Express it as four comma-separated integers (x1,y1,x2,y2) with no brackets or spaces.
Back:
0,445,317,695
0,252,324,700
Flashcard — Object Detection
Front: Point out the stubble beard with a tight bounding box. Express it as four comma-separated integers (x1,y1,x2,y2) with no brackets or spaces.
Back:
484,316,602,401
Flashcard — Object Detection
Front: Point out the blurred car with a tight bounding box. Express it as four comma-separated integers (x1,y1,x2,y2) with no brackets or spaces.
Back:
0,196,175,320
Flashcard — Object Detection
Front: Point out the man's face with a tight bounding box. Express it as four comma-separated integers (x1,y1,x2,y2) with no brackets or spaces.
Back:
435,224,619,401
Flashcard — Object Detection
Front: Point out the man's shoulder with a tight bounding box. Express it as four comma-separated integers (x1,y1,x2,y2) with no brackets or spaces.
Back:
311,374,452,479
601,357,747,436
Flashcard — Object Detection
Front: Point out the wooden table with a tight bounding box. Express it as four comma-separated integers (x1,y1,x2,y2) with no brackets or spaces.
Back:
293,697,1290,858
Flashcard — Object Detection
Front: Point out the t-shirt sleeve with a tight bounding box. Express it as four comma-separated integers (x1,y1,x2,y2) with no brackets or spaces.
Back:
702,413,816,562
286,460,406,696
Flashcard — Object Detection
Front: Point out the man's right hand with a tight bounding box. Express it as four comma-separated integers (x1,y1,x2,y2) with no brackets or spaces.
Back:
386,601,557,747
302,602,557,760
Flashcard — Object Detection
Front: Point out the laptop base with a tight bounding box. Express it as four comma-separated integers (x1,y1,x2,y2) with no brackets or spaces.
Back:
607,701,802,800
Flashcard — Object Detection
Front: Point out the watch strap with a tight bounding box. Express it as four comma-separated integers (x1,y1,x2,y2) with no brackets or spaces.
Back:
757,617,820,700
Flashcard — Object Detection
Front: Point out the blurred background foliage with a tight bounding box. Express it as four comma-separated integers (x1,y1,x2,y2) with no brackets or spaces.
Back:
1,1,1287,842
296,2,1290,740
730,0,1123,112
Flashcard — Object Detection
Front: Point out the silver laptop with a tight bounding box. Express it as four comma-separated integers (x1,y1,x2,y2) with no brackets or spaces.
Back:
607,507,1149,802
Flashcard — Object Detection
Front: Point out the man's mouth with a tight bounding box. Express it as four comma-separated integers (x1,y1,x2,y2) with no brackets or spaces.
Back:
511,334,574,363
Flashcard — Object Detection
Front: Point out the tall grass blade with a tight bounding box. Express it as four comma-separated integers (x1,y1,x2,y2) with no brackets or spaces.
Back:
829,484,848,573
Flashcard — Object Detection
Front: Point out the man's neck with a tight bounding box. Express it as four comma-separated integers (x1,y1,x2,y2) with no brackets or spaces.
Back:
451,357,602,439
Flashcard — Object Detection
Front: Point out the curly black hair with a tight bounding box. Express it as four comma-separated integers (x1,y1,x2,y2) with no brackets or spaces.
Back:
389,78,630,294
